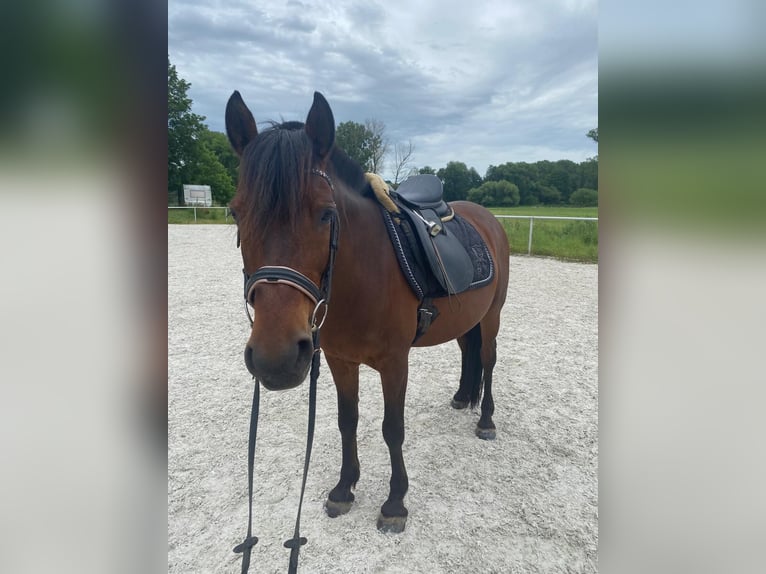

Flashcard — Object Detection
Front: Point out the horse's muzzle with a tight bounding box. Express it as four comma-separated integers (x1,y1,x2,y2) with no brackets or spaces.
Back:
244,336,313,390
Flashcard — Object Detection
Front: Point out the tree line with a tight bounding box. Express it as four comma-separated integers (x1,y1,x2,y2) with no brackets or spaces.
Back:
168,59,598,208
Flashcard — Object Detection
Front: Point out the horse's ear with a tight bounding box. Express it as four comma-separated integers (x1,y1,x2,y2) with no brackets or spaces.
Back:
305,91,335,159
225,91,258,157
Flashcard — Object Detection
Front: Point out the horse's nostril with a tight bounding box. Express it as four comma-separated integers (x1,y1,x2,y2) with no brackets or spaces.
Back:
296,336,313,362
244,344,257,377
243,336,313,385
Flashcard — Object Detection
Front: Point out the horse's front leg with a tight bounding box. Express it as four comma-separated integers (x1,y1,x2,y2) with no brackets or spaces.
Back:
324,355,360,517
374,354,409,533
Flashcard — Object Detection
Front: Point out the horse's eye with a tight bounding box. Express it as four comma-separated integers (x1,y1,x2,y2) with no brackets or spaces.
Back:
320,207,337,224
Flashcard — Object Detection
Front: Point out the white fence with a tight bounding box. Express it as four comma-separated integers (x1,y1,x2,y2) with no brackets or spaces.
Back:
168,206,230,223
494,215,598,255
167,207,597,256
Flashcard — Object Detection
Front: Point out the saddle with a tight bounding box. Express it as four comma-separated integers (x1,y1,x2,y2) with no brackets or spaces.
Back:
395,175,453,220
368,173,495,339
389,175,473,295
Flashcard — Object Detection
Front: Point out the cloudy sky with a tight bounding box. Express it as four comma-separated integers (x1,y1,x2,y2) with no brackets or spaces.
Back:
169,0,597,180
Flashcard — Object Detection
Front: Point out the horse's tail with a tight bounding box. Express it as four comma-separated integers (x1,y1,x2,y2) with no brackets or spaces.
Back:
463,323,484,408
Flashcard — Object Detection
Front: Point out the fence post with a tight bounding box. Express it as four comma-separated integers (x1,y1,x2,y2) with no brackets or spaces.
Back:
194,207,197,223
527,217,534,255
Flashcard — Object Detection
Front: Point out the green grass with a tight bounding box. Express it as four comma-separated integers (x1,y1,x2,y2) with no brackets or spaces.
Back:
168,204,598,262
489,206,598,262
490,206,598,218
167,207,231,224
495,217,598,262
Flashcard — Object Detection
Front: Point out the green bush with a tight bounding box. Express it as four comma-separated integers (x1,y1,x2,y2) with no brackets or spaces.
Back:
570,188,598,207
538,185,562,204
467,180,520,207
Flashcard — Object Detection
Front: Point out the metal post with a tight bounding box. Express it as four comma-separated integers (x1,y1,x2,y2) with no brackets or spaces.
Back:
194,207,197,223
527,217,534,255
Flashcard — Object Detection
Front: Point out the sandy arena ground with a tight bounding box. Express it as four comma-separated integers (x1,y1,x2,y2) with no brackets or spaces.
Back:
168,224,598,573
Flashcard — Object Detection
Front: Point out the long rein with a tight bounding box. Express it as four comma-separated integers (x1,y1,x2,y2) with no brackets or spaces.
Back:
234,169,339,574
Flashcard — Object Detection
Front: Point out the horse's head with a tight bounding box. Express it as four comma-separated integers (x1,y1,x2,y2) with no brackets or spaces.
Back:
226,91,338,390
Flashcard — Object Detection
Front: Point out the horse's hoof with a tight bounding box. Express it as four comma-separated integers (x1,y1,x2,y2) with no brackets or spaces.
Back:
376,513,407,533
325,499,353,517
451,398,469,410
475,426,496,440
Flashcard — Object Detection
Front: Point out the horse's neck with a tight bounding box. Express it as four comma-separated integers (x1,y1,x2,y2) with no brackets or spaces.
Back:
337,185,380,245
324,185,418,352
334,185,391,280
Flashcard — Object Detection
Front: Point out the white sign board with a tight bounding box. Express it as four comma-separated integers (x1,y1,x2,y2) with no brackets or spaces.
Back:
183,185,212,206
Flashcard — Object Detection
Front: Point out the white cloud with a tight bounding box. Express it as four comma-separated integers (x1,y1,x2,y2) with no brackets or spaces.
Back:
169,0,597,178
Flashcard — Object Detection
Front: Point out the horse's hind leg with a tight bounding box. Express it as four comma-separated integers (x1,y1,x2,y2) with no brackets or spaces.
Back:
324,356,360,518
451,324,482,410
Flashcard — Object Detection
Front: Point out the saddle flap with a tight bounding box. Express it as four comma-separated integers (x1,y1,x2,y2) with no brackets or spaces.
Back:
399,205,474,295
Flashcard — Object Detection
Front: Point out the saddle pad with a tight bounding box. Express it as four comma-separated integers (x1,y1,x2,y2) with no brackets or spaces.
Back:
381,206,495,300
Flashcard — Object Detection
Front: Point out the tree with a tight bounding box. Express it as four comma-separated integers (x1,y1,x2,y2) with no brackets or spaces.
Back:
418,166,436,175
335,120,388,173
570,187,598,207
392,140,415,185
437,161,482,202
537,185,562,204
485,162,538,205
578,157,598,191
187,144,237,205
586,128,599,162
168,59,238,205
200,129,239,187
365,118,388,174
335,121,371,171
168,57,206,204
467,180,520,207
549,160,578,203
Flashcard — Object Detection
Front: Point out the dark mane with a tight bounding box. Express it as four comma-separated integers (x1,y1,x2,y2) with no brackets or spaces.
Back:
329,145,370,197
237,121,312,243
237,121,371,243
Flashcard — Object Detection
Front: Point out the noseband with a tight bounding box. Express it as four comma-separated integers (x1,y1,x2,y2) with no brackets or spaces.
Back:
235,168,338,574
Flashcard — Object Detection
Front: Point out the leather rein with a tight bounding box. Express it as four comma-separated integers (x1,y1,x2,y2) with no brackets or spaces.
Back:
234,168,339,574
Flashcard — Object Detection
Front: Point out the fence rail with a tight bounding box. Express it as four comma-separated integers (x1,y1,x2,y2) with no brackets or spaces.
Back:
168,206,230,223
167,207,598,257
494,215,598,255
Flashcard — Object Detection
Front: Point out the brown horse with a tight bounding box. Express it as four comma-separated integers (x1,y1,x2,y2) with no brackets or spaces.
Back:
226,91,509,534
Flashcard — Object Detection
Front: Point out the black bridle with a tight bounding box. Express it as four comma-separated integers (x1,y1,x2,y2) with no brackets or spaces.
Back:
234,168,339,574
